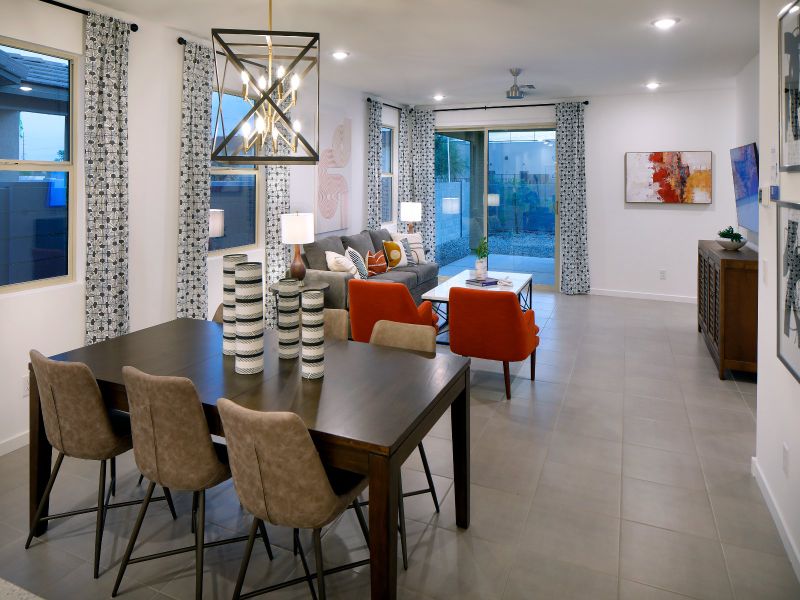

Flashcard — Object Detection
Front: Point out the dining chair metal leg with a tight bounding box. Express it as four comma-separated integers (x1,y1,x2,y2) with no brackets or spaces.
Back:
191,491,198,534
93,459,107,578
162,487,178,520
137,474,144,486
351,499,369,545
112,481,156,597
502,361,511,399
312,528,325,600
293,528,299,556
194,490,205,600
398,473,408,571
110,457,116,497
294,529,318,600
417,443,440,512
530,349,536,381
232,518,259,600
25,451,65,549
256,520,274,560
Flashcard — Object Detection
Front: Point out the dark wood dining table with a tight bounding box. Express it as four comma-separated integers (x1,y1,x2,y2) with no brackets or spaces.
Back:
29,318,471,599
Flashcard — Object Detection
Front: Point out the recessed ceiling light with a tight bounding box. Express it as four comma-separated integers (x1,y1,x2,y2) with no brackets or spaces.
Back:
652,18,679,30
331,51,349,60
19,86,32,92
433,94,445,101
646,82,661,90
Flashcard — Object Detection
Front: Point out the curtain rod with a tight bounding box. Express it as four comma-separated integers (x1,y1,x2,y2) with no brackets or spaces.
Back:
434,100,589,113
37,0,139,31
366,98,402,111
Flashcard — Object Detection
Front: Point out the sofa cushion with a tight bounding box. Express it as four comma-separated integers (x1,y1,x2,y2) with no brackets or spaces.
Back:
370,269,417,288
409,263,438,285
341,231,375,259
367,229,393,251
304,236,346,271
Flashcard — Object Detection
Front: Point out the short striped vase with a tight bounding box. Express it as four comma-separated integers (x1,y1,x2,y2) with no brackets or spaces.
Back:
277,278,301,359
301,291,325,379
222,253,248,355
234,262,264,375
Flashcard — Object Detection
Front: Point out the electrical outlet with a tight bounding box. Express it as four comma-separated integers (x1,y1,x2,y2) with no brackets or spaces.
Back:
658,270,667,281
783,442,790,477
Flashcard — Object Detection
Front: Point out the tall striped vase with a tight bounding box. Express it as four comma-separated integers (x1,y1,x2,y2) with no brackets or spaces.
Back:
277,278,301,359
222,253,248,355
234,262,264,375
301,291,325,379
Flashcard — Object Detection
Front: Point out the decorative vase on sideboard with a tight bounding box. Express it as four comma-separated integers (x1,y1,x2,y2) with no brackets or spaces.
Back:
222,253,248,355
277,278,301,359
301,290,325,379
234,262,264,375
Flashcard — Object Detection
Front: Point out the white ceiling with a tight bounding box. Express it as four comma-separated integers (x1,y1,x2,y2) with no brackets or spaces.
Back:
93,0,758,106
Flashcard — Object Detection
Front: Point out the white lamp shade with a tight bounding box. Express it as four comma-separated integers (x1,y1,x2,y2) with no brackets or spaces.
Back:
281,212,315,244
400,201,422,222
487,193,500,207
209,209,225,238
442,197,460,215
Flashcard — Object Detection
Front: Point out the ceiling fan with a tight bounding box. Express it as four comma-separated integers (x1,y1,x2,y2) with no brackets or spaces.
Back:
506,68,536,100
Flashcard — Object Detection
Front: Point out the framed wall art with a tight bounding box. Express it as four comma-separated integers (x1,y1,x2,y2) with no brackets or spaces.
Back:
777,200,800,383
780,1,800,171
625,151,712,204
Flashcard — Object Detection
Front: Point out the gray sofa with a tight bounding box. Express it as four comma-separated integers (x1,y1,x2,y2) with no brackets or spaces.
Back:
302,229,439,309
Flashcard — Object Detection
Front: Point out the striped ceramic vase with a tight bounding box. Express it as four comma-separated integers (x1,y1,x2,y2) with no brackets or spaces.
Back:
222,253,248,355
234,262,264,375
277,278,301,359
301,291,325,379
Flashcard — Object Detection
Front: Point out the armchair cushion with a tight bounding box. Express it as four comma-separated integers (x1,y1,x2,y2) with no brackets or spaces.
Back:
349,279,437,343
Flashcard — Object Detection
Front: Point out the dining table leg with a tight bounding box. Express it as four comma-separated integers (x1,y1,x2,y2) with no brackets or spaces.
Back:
29,364,53,537
451,369,471,528
368,452,398,600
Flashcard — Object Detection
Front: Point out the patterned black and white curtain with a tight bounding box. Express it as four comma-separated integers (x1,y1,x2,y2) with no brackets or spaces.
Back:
410,109,436,261
366,98,382,230
556,102,590,295
176,41,214,319
84,13,130,343
264,165,291,329
396,107,412,234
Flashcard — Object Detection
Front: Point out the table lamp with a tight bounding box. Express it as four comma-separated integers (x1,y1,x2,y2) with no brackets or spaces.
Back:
400,201,422,233
281,212,314,283
209,209,225,239
487,193,500,207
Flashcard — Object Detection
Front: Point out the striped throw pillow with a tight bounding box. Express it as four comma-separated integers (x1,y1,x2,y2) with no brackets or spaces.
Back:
366,250,388,276
345,247,369,280
391,232,426,264
400,239,417,265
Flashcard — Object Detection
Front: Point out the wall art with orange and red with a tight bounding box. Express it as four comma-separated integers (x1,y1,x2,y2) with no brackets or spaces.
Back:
625,151,712,204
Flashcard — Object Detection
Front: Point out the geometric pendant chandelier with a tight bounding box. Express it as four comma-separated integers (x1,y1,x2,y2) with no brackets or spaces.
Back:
211,0,320,164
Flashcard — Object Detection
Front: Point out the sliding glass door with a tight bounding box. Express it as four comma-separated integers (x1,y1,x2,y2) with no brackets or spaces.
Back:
434,127,557,287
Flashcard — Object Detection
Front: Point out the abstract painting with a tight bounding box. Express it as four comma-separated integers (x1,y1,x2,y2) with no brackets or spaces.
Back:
315,115,351,233
625,151,713,204
780,3,800,170
777,201,800,383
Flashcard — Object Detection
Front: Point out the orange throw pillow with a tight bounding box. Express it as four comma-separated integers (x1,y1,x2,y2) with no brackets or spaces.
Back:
366,250,388,276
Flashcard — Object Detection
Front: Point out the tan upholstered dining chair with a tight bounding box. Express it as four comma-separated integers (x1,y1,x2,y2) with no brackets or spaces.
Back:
26,350,178,579
112,367,273,600
368,320,439,569
323,308,349,340
218,398,370,600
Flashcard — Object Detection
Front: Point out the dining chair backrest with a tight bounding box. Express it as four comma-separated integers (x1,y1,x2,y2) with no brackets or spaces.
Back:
217,398,344,529
29,350,126,460
323,308,349,341
122,366,228,491
211,303,224,324
369,320,436,355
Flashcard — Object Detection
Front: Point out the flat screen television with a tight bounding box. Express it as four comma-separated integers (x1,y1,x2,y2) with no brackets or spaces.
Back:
729,143,759,233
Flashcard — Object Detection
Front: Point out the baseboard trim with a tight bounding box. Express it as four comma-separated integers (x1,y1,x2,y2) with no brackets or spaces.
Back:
0,431,28,457
590,288,696,304
752,456,800,581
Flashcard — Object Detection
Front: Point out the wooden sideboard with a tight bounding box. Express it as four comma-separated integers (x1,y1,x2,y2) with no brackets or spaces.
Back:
697,240,758,379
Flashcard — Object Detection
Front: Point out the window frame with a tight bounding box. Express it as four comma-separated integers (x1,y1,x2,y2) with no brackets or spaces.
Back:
0,36,77,293
208,89,262,257
379,124,397,226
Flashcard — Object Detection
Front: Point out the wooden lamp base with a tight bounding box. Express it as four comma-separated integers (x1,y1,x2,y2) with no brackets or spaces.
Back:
290,244,306,283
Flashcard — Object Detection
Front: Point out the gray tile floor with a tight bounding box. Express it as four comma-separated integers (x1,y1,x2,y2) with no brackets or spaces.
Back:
1,292,798,599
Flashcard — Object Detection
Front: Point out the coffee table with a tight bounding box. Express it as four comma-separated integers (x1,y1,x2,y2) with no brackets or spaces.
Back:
422,270,533,342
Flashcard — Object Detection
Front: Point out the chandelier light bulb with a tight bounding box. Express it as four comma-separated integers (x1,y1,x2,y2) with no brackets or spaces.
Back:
290,73,301,91
241,121,252,139
271,126,279,140
276,65,286,79
255,116,266,134
240,70,249,84
292,119,301,133
258,75,268,90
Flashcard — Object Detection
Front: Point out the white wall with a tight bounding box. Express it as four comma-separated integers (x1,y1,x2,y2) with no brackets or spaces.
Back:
0,0,367,453
435,89,741,302
752,0,800,578
736,54,760,244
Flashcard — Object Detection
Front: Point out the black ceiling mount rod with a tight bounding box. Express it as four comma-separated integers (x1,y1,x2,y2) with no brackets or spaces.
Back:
37,0,139,31
434,99,589,113
367,97,402,111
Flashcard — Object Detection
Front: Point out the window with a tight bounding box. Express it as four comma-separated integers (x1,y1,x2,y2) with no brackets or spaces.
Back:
0,41,73,289
209,92,258,252
380,126,394,223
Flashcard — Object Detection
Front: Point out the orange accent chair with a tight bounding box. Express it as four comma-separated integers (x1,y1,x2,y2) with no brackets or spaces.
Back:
449,287,540,399
348,279,438,343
